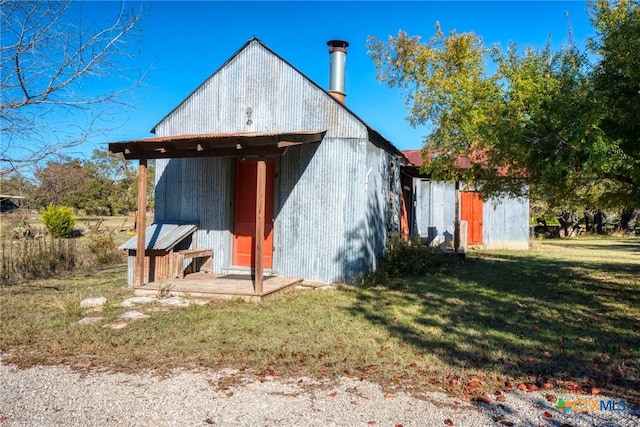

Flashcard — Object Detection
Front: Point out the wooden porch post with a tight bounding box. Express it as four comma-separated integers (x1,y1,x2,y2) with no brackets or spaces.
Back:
254,158,266,294
454,179,460,254
135,158,148,288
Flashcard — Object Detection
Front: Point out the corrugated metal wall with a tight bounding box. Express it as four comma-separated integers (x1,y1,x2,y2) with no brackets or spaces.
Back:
154,41,363,140
414,180,456,246
150,39,399,282
483,194,530,250
155,157,233,272
413,179,529,250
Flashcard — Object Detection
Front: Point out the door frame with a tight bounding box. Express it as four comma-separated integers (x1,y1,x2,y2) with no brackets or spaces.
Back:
460,191,484,245
231,158,276,268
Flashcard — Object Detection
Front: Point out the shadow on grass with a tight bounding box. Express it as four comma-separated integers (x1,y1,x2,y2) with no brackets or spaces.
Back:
345,243,640,400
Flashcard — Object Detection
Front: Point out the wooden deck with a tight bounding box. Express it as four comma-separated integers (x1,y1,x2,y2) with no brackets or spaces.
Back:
133,272,303,301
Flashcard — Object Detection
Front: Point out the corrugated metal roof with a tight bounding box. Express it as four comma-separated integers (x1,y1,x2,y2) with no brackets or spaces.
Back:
119,223,197,251
402,149,423,167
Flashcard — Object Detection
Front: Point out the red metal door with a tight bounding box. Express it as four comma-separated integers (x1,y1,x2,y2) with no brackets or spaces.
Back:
461,192,483,245
232,159,275,268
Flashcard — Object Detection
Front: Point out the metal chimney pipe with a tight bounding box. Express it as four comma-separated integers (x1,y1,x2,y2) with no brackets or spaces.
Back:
327,40,349,104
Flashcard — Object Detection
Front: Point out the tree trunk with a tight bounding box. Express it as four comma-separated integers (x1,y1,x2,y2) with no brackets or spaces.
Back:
594,211,606,235
584,209,595,233
558,212,580,237
621,208,639,235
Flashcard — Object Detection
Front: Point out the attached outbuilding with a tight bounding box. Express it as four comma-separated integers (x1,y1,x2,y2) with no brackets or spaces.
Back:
111,38,411,296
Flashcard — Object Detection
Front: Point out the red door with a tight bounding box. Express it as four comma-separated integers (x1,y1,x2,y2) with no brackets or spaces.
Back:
400,173,413,239
461,192,483,245
232,159,275,268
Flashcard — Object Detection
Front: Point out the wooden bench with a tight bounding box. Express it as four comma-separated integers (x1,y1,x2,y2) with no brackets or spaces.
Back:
172,249,213,278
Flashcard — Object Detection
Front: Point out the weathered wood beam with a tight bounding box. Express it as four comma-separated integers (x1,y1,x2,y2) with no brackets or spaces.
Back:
118,146,289,160
135,159,148,287
107,131,327,160
254,159,266,295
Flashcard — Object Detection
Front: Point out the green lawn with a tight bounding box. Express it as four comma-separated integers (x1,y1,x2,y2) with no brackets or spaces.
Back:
1,238,638,403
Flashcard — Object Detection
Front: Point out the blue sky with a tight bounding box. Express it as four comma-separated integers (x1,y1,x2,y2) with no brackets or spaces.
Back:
79,1,596,158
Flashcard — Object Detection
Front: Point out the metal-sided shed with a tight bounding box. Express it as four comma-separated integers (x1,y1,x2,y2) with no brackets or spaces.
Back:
402,150,530,251
109,38,409,296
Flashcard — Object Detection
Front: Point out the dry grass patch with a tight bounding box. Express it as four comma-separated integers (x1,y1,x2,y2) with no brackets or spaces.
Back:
1,238,638,404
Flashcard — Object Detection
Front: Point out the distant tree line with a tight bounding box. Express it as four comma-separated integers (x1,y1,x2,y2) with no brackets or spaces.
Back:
2,149,154,216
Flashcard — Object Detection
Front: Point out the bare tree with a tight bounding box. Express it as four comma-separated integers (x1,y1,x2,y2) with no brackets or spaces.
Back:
0,0,146,176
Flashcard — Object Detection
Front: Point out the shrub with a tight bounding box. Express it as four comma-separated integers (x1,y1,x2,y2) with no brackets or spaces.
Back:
87,232,121,266
382,233,454,278
41,205,76,237
357,233,455,287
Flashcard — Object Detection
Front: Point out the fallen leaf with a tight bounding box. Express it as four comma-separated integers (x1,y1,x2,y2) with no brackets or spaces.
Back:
225,391,234,397
204,418,215,425
566,382,580,391
543,411,553,418
474,396,491,405
367,422,377,425
533,325,540,331
494,390,502,396
351,400,357,405
496,395,506,402
329,391,337,397
517,383,527,391
395,424,404,427
443,420,454,426
543,381,555,389
498,421,514,426
385,392,397,398
545,393,557,403
591,387,601,395
528,384,539,392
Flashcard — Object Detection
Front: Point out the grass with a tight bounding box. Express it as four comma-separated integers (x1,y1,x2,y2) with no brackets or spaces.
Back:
1,237,639,404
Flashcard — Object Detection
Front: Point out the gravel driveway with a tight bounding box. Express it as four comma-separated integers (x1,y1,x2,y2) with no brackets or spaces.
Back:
1,362,637,426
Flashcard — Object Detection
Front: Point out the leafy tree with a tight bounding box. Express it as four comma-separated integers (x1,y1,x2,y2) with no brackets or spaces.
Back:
83,149,136,215
0,172,36,199
368,0,639,211
590,0,640,206
83,149,154,215
0,0,146,176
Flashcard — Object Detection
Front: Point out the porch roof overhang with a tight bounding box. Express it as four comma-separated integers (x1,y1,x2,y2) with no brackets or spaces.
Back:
108,130,326,160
